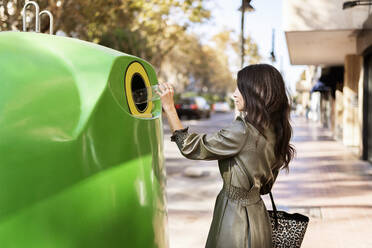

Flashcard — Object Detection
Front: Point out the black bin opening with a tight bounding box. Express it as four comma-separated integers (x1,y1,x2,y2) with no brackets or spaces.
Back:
131,73,148,112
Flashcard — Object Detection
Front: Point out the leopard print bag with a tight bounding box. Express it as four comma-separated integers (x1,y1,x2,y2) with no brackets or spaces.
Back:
268,192,309,248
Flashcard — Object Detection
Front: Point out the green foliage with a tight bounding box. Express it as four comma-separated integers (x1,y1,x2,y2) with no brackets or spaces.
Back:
201,93,226,104
180,91,198,98
99,27,153,59
231,35,261,65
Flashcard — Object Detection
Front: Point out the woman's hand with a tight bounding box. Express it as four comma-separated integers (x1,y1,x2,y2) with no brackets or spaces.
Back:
156,82,175,112
155,82,184,132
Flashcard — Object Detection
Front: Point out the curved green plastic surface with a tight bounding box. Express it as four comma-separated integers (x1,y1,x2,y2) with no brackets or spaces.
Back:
0,32,168,248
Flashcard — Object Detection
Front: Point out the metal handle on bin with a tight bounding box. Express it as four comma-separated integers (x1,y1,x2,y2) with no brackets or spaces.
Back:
39,10,54,34
22,1,40,32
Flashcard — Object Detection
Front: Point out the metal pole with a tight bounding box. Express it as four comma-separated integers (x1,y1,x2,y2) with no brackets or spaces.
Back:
241,0,246,68
270,28,276,63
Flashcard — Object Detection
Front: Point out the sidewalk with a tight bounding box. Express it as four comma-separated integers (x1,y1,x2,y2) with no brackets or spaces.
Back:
271,116,372,248
164,115,372,248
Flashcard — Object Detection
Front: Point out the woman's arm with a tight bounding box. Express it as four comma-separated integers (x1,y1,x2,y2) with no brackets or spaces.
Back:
163,106,184,133
157,82,248,160
156,82,184,132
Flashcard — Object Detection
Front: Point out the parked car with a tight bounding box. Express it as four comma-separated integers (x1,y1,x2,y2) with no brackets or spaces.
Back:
175,96,211,119
213,102,231,112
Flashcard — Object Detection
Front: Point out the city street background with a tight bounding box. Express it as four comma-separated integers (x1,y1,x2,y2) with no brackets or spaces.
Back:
163,111,372,248
2,0,372,247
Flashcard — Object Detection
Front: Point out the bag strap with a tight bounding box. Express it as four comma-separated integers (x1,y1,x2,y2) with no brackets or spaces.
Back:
236,159,279,229
269,191,279,229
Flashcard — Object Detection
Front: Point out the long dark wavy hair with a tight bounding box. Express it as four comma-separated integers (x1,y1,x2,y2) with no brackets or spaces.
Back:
237,64,295,172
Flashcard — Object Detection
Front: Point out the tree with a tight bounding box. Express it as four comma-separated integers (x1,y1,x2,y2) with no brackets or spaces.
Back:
231,34,261,66
121,0,210,69
1,0,262,95
160,30,251,94
0,0,126,36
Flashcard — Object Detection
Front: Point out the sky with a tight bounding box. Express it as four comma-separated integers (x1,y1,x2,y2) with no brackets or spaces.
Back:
189,0,306,93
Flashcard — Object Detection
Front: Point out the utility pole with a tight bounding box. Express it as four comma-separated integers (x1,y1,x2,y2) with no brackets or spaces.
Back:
239,0,255,68
240,0,246,69
270,28,276,63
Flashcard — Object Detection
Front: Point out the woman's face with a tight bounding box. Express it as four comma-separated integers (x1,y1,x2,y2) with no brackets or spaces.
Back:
233,87,244,111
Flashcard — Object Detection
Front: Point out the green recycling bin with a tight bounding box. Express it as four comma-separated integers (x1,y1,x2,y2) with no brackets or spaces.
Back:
0,31,168,248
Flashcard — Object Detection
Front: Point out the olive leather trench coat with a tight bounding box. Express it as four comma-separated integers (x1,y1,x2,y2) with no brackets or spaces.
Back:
170,115,279,248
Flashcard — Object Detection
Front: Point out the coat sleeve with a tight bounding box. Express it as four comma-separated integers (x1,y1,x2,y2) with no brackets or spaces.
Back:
170,116,249,160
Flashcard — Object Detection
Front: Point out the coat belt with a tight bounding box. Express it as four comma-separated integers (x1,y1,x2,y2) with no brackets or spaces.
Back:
222,185,262,206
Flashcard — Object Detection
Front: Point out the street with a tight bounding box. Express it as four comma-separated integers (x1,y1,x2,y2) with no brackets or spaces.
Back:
163,111,372,248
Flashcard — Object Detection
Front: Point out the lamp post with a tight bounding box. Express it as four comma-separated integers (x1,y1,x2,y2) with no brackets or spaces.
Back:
270,28,276,63
239,0,255,68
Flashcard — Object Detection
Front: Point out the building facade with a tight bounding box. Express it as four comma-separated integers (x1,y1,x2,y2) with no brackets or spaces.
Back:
284,0,372,163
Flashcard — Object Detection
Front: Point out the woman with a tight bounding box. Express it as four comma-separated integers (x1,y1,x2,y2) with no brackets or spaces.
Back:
157,64,295,248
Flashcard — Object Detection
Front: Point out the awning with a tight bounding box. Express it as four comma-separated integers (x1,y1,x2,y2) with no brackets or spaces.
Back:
311,81,331,93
